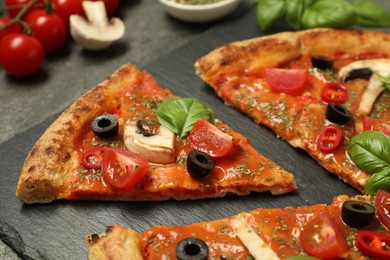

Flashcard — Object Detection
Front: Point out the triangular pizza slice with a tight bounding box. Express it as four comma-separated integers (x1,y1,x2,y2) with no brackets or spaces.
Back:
16,64,296,203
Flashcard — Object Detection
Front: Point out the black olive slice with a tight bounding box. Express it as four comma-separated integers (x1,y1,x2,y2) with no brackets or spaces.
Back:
326,103,352,125
136,120,160,137
187,150,214,179
342,200,375,228
90,114,119,139
176,237,208,260
311,56,334,70
344,68,372,82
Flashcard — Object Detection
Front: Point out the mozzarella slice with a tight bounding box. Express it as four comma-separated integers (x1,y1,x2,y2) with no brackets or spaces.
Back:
124,120,176,164
231,216,280,260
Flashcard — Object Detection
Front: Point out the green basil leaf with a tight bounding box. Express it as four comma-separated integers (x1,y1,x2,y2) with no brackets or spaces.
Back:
256,0,286,31
351,1,390,27
285,0,305,29
365,169,390,194
156,98,214,139
284,256,320,260
302,0,356,28
348,131,390,175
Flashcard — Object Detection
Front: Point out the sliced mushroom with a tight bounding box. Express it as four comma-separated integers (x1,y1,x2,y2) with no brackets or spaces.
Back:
338,59,390,116
70,1,125,51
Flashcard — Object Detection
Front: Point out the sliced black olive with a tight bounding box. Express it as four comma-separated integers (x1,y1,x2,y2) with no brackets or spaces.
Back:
344,68,372,82
176,237,208,260
311,56,334,70
136,120,159,137
187,150,214,179
326,103,352,125
342,200,375,228
90,114,119,139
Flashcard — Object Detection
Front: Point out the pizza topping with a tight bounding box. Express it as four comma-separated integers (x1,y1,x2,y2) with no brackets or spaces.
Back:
176,237,208,260
321,83,348,104
186,150,214,179
344,68,373,82
189,118,237,158
102,147,149,189
311,56,333,70
124,120,176,164
325,103,352,125
90,114,119,139
375,190,390,230
264,68,309,95
356,231,390,259
341,200,375,228
317,125,343,153
300,212,349,259
82,148,104,169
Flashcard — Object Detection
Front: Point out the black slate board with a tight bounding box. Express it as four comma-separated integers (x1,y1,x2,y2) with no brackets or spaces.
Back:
0,7,362,260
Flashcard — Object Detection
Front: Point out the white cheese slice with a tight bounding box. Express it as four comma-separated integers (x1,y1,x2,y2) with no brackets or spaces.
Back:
231,216,280,260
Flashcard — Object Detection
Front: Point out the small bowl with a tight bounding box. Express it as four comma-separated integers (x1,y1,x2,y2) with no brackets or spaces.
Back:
159,0,241,23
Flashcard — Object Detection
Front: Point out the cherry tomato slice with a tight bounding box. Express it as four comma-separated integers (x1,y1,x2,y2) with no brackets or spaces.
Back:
375,190,390,230
356,231,390,260
102,147,149,190
300,212,349,259
264,68,309,95
82,148,104,169
317,125,343,153
363,117,390,136
189,118,237,158
321,83,348,103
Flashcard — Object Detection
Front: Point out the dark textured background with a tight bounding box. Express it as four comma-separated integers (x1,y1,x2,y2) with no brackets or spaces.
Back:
1,0,389,259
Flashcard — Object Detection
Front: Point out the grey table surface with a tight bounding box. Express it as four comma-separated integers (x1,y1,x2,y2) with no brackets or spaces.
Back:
1,0,389,259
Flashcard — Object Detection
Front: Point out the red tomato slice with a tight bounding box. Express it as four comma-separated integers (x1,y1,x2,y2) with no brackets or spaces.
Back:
189,118,237,158
317,125,343,153
300,212,349,259
375,190,390,230
363,117,390,136
264,68,309,95
321,83,348,103
82,148,104,169
102,147,149,189
356,231,390,260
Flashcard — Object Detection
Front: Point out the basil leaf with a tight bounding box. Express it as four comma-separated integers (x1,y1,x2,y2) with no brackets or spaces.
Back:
286,0,305,29
348,131,390,175
256,0,285,31
284,256,320,260
156,98,214,139
365,169,390,194
351,1,390,27
302,0,356,28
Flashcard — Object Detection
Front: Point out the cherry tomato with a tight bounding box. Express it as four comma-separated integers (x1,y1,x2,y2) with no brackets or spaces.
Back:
51,0,84,28
25,9,67,53
5,0,44,18
264,68,309,95
90,0,120,16
82,148,104,169
0,33,45,77
363,117,390,136
321,83,348,103
375,190,390,230
102,147,149,190
356,231,390,260
317,125,343,153
300,212,349,259
0,17,22,42
189,118,237,158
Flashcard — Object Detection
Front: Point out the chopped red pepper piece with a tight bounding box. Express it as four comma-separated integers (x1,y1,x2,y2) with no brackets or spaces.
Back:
321,83,348,103
82,148,104,169
356,231,390,260
317,125,343,153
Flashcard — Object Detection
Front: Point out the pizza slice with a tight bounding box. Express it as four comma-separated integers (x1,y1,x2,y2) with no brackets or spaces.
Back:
16,64,297,204
195,28,390,192
86,190,390,259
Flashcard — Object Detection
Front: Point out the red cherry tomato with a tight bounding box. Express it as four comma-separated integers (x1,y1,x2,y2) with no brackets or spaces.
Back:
300,212,349,259
82,148,104,169
5,0,44,18
25,9,67,53
375,190,390,230
189,118,237,158
0,17,22,42
356,231,390,260
317,125,343,153
102,147,149,190
51,0,84,28
0,33,45,77
90,0,120,16
363,117,390,136
321,83,348,103
264,68,309,95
